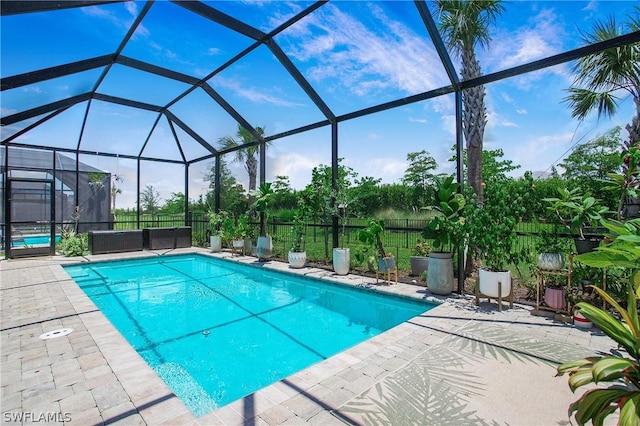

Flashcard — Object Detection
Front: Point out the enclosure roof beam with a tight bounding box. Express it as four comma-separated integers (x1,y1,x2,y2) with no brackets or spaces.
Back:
336,31,640,124
164,110,218,155
462,31,640,90
1,93,92,126
137,113,163,158
266,38,336,122
167,118,187,163
414,0,460,89
1,55,115,91
116,56,201,85
172,0,266,41
0,0,125,16
1,107,71,145
200,83,262,143
93,93,163,112
4,141,185,164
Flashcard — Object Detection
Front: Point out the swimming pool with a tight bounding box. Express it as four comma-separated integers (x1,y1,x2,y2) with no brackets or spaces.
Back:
11,234,61,247
64,254,435,416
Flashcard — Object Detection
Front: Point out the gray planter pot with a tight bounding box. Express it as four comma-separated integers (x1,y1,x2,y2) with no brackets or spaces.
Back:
427,252,453,296
409,256,429,276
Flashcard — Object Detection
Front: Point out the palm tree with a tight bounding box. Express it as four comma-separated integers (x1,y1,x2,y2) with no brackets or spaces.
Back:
434,0,505,204
217,124,267,197
110,174,123,215
564,8,640,144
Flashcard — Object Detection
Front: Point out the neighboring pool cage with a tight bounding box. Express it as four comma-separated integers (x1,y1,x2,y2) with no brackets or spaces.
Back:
1,146,112,258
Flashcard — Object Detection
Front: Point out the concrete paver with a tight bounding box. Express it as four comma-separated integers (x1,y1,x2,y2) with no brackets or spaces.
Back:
1,248,617,425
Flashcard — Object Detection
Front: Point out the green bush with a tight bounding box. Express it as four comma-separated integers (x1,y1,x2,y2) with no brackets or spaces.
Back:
57,231,87,257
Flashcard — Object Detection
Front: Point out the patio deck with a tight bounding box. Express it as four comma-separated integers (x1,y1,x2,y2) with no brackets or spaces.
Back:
1,248,617,425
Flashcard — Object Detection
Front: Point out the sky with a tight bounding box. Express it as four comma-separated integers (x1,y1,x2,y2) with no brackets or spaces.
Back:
1,0,638,209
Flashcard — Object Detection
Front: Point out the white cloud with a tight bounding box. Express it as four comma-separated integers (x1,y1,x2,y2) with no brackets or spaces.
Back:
268,152,318,189
487,8,565,73
280,3,448,97
23,86,42,94
364,158,407,182
212,76,306,107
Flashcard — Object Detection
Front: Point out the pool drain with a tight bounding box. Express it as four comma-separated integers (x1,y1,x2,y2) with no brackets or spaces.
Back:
39,328,73,340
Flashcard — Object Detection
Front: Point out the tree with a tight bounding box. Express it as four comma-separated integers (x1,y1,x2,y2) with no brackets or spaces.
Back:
217,124,268,198
564,8,640,144
401,150,440,209
162,192,185,214
140,184,161,214
204,158,248,217
560,127,623,208
352,175,382,217
271,175,297,212
305,159,357,258
435,0,505,204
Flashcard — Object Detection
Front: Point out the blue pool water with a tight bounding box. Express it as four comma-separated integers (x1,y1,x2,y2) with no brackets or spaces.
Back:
12,234,61,247
64,254,434,416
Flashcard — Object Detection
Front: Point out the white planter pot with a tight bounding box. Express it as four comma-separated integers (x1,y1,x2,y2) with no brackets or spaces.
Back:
232,239,245,254
333,248,350,275
537,253,564,271
427,252,453,296
288,251,306,268
478,268,511,298
244,237,253,254
210,235,222,252
256,236,273,260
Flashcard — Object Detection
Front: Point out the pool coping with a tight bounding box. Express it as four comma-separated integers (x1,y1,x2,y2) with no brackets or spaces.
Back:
1,247,617,425
59,248,454,424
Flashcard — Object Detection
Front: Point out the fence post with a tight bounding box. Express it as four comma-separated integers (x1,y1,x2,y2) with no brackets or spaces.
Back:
406,219,409,248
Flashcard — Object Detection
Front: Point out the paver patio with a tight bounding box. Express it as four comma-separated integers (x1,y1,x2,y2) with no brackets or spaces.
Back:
1,248,616,425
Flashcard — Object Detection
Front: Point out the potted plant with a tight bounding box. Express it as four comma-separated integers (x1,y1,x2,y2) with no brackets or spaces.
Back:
468,175,532,303
207,209,228,252
356,218,395,273
544,188,610,253
421,175,466,296
535,219,566,271
223,215,249,255
328,184,356,276
410,238,431,277
252,182,274,260
288,200,310,269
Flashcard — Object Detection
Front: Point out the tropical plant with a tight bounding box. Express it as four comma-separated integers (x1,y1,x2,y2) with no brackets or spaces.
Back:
544,188,610,239
217,124,267,197
556,283,640,426
563,8,640,145
557,217,640,425
421,175,466,252
208,209,229,237
467,173,533,271
251,182,274,237
356,219,389,259
291,198,311,253
57,229,87,257
603,138,640,220
435,0,505,204
222,214,250,242
413,238,432,257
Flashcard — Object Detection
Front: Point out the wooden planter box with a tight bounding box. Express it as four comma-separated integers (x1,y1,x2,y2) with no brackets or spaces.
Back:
143,227,191,250
88,230,143,255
